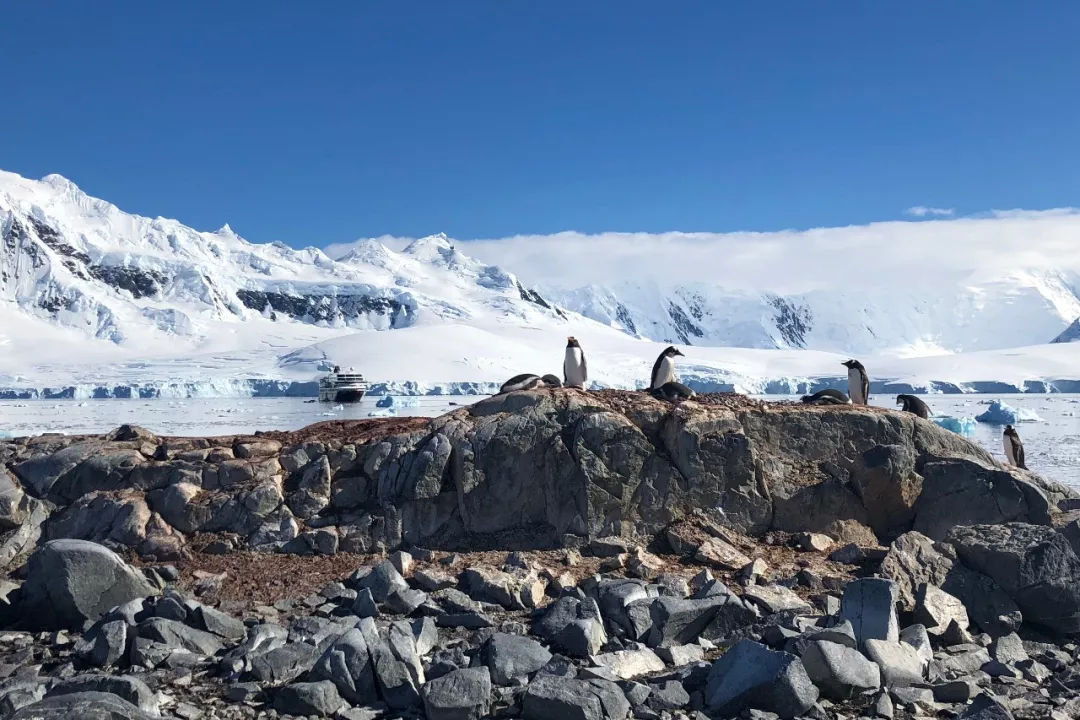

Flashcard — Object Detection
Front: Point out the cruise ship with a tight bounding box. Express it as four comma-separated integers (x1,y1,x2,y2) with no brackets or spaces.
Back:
317,366,369,403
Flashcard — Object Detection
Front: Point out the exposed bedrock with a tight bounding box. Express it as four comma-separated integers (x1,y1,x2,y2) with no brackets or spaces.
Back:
0,390,1071,566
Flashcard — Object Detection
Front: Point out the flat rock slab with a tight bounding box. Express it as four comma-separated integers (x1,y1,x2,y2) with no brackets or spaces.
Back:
422,667,493,720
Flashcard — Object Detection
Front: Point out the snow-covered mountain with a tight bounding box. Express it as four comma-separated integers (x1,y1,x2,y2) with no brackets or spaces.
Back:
2,168,1079,397
0,170,567,348
541,274,1080,356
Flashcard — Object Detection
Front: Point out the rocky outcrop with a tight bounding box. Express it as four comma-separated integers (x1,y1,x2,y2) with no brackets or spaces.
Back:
2,391,1069,568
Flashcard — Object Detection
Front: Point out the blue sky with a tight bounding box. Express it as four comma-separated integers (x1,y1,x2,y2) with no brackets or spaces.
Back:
1,2,1077,246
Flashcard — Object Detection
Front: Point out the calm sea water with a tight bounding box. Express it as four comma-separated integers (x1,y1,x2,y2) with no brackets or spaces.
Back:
1,393,1077,488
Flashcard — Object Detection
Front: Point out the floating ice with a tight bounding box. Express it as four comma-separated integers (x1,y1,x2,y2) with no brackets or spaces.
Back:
375,395,420,409
368,408,397,417
934,416,977,436
975,400,1043,425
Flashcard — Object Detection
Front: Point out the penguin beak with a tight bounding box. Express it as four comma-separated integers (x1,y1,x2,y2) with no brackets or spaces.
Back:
675,350,684,356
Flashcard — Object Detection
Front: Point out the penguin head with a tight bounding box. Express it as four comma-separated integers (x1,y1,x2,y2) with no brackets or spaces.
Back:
895,394,904,405
664,346,684,358
842,359,864,371
1005,424,1015,434
540,374,562,387
566,337,580,348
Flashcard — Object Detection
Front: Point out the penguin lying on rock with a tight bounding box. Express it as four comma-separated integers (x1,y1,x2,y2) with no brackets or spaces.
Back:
800,389,852,406
652,381,696,401
498,374,561,394
896,394,931,419
648,346,694,401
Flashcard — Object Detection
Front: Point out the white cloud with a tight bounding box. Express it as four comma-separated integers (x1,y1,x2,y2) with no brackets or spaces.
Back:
905,206,955,217
325,209,1080,294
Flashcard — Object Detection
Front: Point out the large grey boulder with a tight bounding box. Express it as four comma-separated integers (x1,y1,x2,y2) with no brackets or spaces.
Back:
13,441,106,496
913,457,1051,540
958,693,1016,719
311,628,377,704
137,617,224,657
533,596,607,657
880,531,1022,636
485,633,552,686
801,639,881,699
273,680,345,717
20,540,158,629
249,642,320,684
422,667,493,720
914,583,970,636
348,560,408,603
947,523,1080,634
76,620,129,668
840,578,898,649
864,639,925,687
704,639,818,719
10,691,156,720
645,594,758,648
522,675,630,720
358,616,422,710
47,675,158,716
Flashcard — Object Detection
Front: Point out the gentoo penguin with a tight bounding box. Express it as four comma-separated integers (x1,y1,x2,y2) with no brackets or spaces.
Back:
499,374,561,394
652,381,696,402
800,389,852,406
499,374,542,393
841,359,870,406
1003,424,1027,469
650,346,684,390
563,337,588,389
896,394,931,419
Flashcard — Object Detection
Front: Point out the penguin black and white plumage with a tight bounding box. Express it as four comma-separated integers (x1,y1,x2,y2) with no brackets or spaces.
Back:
650,346,684,390
841,359,870,405
1003,424,1027,469
652,381,696,402
800,389,852,406
499,373,561,394
563,337,588,389
896,394,931,419
499,374,543,394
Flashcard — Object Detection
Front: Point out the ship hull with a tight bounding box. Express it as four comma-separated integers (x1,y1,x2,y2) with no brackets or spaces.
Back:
318,387,366,403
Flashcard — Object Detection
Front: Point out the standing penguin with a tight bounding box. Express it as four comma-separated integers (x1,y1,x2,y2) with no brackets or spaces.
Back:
842,359,870,406
1003,424,1027,469
563,337,588,389
896,394,931,419
650,346,685,389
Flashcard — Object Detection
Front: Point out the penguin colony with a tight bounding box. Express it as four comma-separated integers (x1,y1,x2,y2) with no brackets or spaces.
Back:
498,339,695,402
498,345,1030,470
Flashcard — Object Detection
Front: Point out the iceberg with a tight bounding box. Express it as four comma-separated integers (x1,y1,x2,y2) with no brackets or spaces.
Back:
975,400,1043,425
933,416,977,437
375,395,420,409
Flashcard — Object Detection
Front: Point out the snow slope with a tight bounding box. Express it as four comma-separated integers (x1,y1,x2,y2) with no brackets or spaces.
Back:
2,168,1080,397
